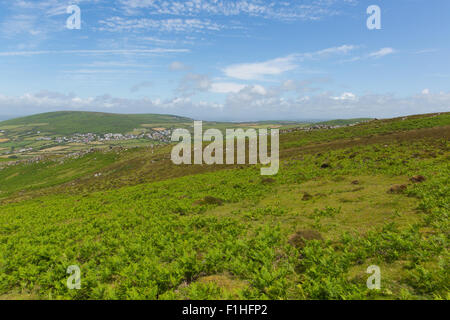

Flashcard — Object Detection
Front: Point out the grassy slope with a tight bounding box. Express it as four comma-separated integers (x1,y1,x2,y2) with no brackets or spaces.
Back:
314,118,373,126
0,111,192,135
2,113,448,201
0,112,448,300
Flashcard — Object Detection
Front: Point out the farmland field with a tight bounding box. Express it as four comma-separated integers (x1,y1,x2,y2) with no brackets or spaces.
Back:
0,112,448,300
0,112,311,161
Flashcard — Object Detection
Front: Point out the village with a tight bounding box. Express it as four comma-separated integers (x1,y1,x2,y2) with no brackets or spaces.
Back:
280,120,371,134
0,128,174,159
37,128,174,144
0,120,374,163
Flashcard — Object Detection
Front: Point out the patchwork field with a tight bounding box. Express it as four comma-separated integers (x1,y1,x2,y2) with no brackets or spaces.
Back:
0,112,448,300
0,112,312,160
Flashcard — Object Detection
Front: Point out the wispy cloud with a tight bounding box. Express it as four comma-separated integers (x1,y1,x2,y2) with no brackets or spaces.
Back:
0,14,43,38
119,0,357,22
341,47,396,63
306,45,358,58
98,17,223,33
223,55,299,81
0,48,190,56
331,92,358,101
368,47,396,58
414,49,438,54
223,45,358,80
210,82,247,94
3,88,449,121
177,73,212,96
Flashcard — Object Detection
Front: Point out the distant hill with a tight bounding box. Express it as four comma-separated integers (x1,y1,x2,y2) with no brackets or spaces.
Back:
0,115,15,121
313,118,373,126
0,111,192,135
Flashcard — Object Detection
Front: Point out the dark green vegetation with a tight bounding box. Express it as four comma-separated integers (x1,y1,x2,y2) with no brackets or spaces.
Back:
0,111,192,135
0,112,448,300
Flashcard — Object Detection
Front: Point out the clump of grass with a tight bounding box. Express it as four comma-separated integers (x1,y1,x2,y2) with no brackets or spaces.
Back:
410,175,426,183
261,177,276,185
310,206,342,218
302,192,313,201
288,230,323,249
388,184,408,194
195,196,225,206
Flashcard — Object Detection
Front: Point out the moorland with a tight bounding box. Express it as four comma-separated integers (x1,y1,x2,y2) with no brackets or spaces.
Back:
0,112,448,300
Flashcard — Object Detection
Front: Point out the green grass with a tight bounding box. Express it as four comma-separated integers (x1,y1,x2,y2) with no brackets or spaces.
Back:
0,112,448,300
0,152,119,198
281,112,450,149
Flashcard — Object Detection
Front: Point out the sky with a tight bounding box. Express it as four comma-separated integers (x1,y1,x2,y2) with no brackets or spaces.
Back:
0,0,449,121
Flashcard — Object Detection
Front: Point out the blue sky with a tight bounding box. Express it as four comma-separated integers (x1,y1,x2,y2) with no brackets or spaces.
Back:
0,0,449,121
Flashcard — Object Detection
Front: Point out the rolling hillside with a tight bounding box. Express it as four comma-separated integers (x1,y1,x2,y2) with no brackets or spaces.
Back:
313,118,373,127
0,112,449,300
0,111,193,135
0,111,309,160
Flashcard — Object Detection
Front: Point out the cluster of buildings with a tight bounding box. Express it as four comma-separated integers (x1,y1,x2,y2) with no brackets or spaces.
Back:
39,129,174,144
0,128,174,158
281,121,370,134
18,147,34,153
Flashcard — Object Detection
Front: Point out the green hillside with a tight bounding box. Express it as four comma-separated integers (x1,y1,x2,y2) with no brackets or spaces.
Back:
314,118,373,126
0,111,192,135
0,112,448,300
0,111,308,160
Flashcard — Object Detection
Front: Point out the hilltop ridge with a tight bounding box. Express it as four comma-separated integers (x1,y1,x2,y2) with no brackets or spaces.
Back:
0,111,193,135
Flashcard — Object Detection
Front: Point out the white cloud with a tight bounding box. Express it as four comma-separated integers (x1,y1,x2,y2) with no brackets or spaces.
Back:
251,85,267,95
210,82,246,94
222,45,358,81
414,49,438,55
141,36,176,45
0,14,41,37
422,88,430,95
98,17,223,33
332,92,358,101
369,47,396,58
223,55,298,80
1,0,100,40
308,45,358,58
341,47,397,63
0,48,189,56
1,89,449,121
119,0,357,22
177,73,212,96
